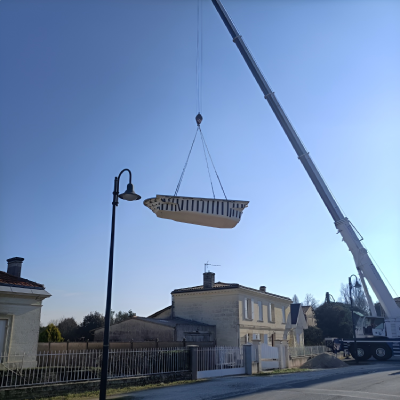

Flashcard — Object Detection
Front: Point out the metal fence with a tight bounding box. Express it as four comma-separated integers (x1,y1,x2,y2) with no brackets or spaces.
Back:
198,347,243,371
0,348,189,388
288,345,328,358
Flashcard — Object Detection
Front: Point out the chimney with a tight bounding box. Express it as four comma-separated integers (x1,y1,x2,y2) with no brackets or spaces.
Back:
7,257,24,278
259,286,266,293
203,272,215,289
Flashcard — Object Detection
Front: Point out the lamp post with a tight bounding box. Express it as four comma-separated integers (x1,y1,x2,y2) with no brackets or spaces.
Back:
99,169,141,400
348,274,362,364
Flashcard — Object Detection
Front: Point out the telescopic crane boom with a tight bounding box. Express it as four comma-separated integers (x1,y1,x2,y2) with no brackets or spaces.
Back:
211,0,400,322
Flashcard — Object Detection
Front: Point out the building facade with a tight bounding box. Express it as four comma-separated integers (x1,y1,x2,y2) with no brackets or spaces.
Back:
151,272,307,347
0,258,51,367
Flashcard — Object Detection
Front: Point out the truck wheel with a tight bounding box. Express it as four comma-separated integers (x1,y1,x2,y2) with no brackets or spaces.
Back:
372,345,392,361
350,345,371,361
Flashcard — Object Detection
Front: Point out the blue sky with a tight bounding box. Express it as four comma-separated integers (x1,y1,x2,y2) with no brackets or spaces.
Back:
1,0,399,324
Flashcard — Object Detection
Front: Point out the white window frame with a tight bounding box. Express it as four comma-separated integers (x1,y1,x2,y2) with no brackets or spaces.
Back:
244,298,254,320
258,301,263,321
268,303,272,322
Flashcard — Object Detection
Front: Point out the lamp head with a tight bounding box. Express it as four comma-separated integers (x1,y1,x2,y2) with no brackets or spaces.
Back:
118,183,141,201
354,280,362,289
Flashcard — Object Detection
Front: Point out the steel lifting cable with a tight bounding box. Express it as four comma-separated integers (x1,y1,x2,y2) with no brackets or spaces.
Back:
200,127,215,198
196,0,202,115
174,128,198,196
174,0,228,200
199,126,228,200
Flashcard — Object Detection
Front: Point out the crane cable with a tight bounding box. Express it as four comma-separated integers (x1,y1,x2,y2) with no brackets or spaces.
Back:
174,0,227,200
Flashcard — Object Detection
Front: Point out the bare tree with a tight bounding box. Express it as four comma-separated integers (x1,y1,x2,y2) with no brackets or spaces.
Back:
303,293,319,309
292,294,300,303
340,283,369,314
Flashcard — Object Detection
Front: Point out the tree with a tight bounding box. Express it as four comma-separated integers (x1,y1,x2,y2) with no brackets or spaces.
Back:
340,282,369,315
39,324,63,342
111,310,135,325
77,311,104,341
304,326,324,345
58,317,78,341
292,294,300,303
314,302,354,339
303,293,319,309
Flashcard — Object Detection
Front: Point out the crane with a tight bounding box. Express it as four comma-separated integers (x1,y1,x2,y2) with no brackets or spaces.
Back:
211,0,400,360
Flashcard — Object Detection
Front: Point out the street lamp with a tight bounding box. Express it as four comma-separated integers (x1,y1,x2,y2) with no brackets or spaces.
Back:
348,274,362,364
99,169,141,400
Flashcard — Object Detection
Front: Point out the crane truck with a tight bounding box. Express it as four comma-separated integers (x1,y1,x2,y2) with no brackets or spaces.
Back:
211,0,400,361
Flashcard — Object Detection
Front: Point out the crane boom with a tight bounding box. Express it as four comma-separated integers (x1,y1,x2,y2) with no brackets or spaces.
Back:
211,0,400,321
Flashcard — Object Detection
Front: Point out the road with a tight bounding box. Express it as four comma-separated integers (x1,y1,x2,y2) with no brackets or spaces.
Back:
110,360,400,400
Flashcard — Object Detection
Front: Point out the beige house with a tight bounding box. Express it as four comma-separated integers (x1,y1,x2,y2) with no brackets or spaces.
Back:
150,272,307,347
302,305,316,327
0,258,51,367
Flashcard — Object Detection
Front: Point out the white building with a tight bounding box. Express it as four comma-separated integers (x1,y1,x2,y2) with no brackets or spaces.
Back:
0,258,51,367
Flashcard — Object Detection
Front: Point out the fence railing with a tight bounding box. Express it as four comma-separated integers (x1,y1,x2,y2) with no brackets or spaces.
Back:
288,345,328,358
198,347,243,371
0,348,189,388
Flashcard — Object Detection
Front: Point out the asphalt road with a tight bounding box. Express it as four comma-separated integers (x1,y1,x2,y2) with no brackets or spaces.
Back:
110,360,400,400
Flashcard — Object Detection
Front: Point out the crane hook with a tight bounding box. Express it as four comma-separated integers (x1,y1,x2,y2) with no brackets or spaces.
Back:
196,113,203,126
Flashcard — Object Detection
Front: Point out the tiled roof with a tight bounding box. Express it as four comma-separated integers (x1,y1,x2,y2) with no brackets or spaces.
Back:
172,281,291,301
0,271,45,290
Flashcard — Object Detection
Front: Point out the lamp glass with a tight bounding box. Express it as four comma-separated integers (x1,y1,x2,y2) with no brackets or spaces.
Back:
119,183,141,201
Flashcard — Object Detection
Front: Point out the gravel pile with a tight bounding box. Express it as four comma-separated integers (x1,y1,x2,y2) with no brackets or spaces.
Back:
301,353,349,369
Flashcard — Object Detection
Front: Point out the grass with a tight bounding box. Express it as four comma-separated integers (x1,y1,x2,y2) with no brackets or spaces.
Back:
255,367,311,375
34,379,205,400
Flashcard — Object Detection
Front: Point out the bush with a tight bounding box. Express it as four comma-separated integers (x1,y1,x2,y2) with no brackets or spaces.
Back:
39,324,63,342
304,326,324,345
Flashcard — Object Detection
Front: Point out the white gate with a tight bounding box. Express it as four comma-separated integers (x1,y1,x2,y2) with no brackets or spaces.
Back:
253,343,280,370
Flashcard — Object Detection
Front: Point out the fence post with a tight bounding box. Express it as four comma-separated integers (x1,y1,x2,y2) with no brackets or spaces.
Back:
187,345,198,380
243,344,252,375
256,343,262,373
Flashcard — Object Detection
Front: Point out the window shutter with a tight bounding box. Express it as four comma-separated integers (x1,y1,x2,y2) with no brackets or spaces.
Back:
251,299,254,320
268,303,272,322
258,301,263,321
271,304,275,323
244,298,248,319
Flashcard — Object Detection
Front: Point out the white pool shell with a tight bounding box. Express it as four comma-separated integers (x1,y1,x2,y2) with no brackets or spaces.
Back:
144,195,249,228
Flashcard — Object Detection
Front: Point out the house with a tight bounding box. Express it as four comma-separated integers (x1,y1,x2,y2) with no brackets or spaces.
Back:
0,258,51,367
302,305,316,327
93,316,216,343
150,271,308,347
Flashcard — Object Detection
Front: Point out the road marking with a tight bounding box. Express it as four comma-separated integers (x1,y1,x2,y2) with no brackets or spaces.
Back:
292,388,400,400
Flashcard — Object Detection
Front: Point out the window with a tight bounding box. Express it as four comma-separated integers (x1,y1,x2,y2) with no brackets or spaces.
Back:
258,301,263,321
268,303,275,323
244,298,253,320
282,306,286,324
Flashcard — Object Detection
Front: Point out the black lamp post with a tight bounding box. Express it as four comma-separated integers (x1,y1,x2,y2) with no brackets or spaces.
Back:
99,169,141,400
348,274,362,364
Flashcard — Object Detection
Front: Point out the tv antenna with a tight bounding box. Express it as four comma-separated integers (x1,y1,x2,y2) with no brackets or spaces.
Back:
204,261,220,273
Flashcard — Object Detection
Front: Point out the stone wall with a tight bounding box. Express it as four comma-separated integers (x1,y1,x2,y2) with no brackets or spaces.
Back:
173,290,239,347
94,319,175,342
37,340,215,353
0,371,192,400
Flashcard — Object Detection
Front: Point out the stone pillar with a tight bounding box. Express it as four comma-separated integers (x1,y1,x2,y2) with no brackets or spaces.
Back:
188,345,199,380
243,344,253,375
256,343,262,373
